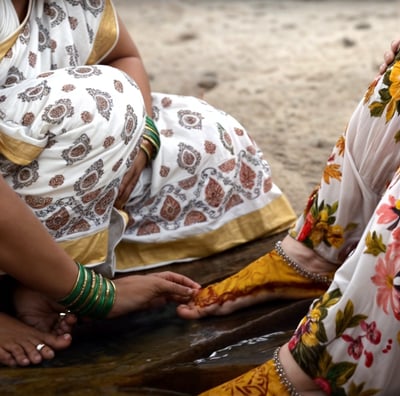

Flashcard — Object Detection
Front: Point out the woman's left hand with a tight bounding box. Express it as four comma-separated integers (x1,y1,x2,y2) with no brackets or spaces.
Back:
379,39,400,75
114,149,147,209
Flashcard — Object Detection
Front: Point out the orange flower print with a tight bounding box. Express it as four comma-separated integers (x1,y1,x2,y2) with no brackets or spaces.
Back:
363,77,379,104
335,135,345,157
323,162,342,185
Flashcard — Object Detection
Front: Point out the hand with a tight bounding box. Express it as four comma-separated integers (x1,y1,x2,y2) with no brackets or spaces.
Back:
378,39,400,75
114,149,147,209
110,272,201,317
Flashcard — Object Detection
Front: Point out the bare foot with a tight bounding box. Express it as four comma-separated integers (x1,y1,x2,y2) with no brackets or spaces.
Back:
0,313,72,367
14,286,77,335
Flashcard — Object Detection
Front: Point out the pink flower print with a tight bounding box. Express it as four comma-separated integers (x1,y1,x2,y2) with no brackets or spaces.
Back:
364,350,374,368
371,244,400,319
360,321,381,345
376,195,400,230
391,228,400,252
342,334,363,360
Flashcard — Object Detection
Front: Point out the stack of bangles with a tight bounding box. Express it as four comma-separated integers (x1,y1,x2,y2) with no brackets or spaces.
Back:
140,116,160,164
58,262,116,319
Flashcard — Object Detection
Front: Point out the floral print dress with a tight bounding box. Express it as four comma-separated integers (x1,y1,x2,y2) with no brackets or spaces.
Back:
287,55,400,394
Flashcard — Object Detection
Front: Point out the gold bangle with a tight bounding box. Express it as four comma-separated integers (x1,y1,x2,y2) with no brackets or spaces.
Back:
140,142,152,164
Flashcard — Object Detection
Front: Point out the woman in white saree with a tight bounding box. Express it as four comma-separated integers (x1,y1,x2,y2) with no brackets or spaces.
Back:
0,0,295,366
0,0,295,276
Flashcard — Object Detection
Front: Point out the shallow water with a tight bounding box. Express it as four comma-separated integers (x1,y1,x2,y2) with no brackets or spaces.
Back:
0,299,309,395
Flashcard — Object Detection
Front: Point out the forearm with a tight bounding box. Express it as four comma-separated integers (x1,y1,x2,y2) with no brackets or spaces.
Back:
107,56,153,116
0,176,77,300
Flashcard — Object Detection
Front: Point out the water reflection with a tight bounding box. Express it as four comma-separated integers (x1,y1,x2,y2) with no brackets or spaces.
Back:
195,330,292,365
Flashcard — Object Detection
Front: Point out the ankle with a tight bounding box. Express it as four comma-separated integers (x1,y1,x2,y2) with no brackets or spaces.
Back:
278,344,326,396
281,236,337,275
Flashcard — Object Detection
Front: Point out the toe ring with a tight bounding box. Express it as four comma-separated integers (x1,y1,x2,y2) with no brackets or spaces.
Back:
36,343,46,352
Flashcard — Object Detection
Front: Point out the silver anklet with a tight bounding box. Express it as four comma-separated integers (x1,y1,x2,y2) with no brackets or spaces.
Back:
273,347,302,396
275,241,331,285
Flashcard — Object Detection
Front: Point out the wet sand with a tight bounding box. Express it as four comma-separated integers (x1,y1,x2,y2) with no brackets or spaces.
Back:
114,0,400,213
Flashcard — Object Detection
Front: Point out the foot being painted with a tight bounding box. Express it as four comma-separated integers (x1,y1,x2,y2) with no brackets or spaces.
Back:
177,249,333,320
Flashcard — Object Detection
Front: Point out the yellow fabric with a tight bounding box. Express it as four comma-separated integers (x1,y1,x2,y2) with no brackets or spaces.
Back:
0,0,32,61
194,248,332,308
58,228,108,266
86,0,118,65
0,28,20,61
199,359,289,395
115,194,296,271
0,130,44,165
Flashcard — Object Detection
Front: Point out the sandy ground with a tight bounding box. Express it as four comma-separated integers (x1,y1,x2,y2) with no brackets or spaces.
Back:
114,0,400,214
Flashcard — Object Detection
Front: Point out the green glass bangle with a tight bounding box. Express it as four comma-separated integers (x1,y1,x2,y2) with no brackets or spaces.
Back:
90,278,111,318
144,129,160,145
145,116,157,131
78,272,102,316
101,279,116,318
91,281,107,318
85,277,115,319
58,263,116,319
65,266,91,309
143,135,160,152
58,262,85,306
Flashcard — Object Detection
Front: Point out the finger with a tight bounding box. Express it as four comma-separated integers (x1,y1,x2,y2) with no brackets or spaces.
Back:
384,50,393,64
156,277,197,299
391,39,400,53
167,294,195,304
379,62,388,75
154,272,201,289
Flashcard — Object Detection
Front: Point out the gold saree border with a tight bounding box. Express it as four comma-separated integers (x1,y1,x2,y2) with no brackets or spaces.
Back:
115,194,297,271
0,29,21,61
0,0,32,61
58,228,108,266
0,131,44,165
86,0,118,65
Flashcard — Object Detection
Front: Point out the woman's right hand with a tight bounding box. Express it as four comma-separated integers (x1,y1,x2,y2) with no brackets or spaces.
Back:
110,272,201,317
114,149,148,209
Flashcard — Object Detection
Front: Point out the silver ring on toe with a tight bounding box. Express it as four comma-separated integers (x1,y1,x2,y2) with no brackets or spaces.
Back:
35,343,46,352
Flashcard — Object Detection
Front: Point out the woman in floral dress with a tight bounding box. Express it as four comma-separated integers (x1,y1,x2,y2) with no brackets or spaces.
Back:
178,44,400,395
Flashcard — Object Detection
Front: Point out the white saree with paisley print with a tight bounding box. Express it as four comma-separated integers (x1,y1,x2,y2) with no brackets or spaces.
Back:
0,0,296,274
